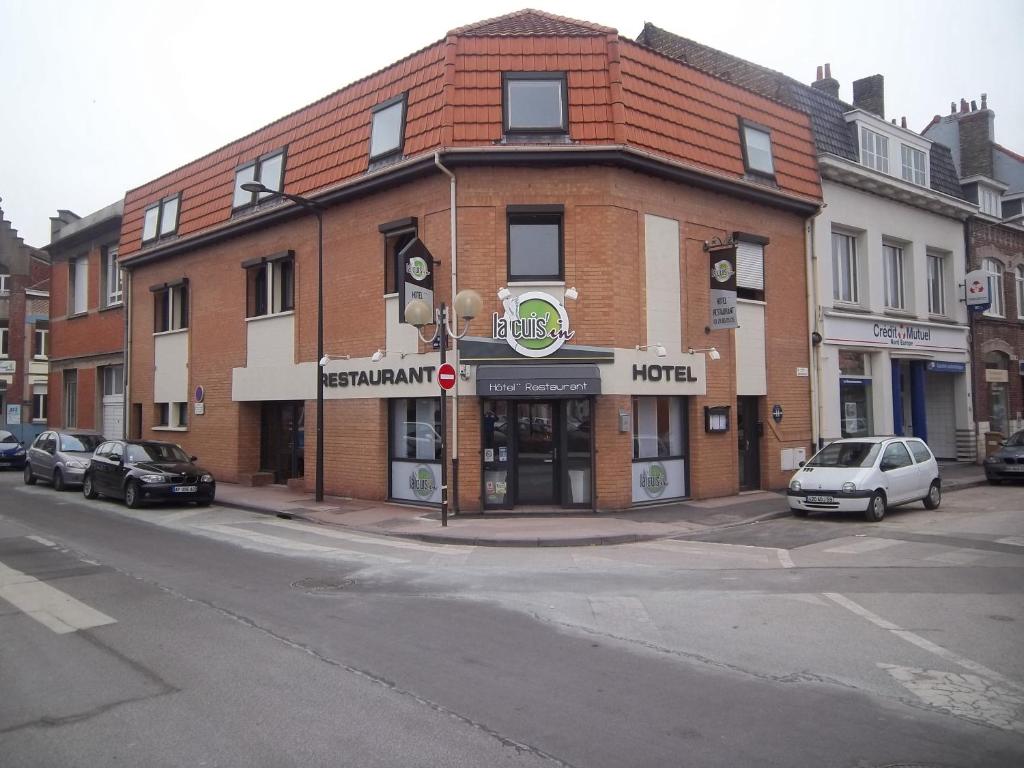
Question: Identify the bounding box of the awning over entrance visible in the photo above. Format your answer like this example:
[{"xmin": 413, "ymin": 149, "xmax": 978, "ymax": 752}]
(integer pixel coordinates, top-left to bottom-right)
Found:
[{"xmin": 476, "ymin": 365, "xmax": 601, "ymax": 398}]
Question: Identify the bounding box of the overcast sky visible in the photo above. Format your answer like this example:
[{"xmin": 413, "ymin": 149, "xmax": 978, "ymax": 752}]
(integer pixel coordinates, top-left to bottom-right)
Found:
[{"xmin": 2, "ymin": 0, "xmax": 1021, "ymax": 248}]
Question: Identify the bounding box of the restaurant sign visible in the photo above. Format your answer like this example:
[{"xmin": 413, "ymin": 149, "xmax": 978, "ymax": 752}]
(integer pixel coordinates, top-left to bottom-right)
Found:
[{"xmin": 493, "ymin": 290, "xmax": 574, "ymax": 358}]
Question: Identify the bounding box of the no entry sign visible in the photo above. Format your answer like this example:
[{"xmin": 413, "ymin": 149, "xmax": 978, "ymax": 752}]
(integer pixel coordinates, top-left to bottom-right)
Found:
[{"xmin": 438, "ymin": 363, "xmax": 457, "ymax": 391}]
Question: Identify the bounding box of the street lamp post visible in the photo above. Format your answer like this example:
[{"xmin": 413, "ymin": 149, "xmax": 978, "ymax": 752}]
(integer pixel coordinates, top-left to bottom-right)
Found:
[
  {"xmin": 405, "ymin": 290, "xmax": 482, "ymax": 526},
  {"xmin": 241, "ymin": 182, "xmax": 326, "ymax": 502}
]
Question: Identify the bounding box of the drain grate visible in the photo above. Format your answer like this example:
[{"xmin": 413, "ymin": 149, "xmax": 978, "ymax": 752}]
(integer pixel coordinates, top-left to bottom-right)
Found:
[{"xmin": 291, "ymin": 577, "xmax": 355, "ymax": 593}]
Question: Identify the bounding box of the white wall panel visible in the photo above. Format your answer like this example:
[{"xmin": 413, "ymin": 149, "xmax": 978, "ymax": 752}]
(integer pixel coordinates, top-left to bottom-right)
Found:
[{"xmin": 735, "ymin": 301, "xmax": 766, "ymax": 395}]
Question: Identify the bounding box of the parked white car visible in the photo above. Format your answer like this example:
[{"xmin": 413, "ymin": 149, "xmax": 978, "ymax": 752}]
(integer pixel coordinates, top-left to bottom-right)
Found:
[{"xmin": 787, "ymin": 436, "xmax": 940, "ymax": 522}]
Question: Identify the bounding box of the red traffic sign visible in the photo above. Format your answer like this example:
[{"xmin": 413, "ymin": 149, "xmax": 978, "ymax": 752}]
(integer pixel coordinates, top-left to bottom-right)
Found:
[{"xmin": 438, "ymin": 363, "xmax": 457, "ymax": 391}]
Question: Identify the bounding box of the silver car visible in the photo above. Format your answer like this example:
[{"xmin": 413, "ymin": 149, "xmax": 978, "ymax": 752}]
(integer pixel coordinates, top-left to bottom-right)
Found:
[{"xmin": 25, "ymin": 431, "xmax": 106, "ymax": 491}]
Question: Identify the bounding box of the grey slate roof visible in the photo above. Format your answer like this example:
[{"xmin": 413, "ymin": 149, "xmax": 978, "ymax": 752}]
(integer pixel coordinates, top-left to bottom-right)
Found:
[{"xmin": 637, "ymin": 23, "xmax": 964, "ymax": 200}]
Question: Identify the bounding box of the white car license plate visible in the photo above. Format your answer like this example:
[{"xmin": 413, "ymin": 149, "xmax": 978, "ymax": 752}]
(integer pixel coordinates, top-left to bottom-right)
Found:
[
  {"xmin": 1006, "ymin": 465, "xmax": 1024, "ymax": 472},
  {"xmin": 806, "ymin": 495, "xmax": 834, "ymax": 503},
  {"xmin": 173, "ymin": 485, "xmax": 198, "ymax": 493}
]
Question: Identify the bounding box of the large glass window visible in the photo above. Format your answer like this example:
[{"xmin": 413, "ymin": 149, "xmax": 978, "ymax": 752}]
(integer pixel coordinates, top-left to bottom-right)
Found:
[
  {"xmin": 70, "ymin": 256, "xmax": 88, "ymax": 314},
  {"xmin": 927, "ymin": 252, "xmax": 946, "ymax": 316},
  {"xmin": 831, "ymin": 231, "xmax": 859, "ymax": 304},
  {"xmin": 154, "ymin": 283, "xmax": 188, "ymax": 332},
  {"xmin": 883, "ymin": 243, "xmax": 906, "ymax": 310},
  {"xmin": 508, "ymin": 208, "xmax": 562, "ymax": 280},
  {"xmin": 633, "ymin": 396, "xmax": 684, "ymax": 459},
  {"xmin": 233, "ymin": 149, "xmax": 286, "ymax": 209},
  {"xmin": 104, "ymin": 246, "xmax": 122, "ymax": 306},
  {"xmin": 142, "ymin": 194, "xmax": 181, "ymax": 243},
  {"xmin": 741, "ymin": 123, "xmax": 775, "ymax": 176},
  {"xmin": 391, "ymin": 398, "xmax": 441, "ymax": 461},
  {"xmin": 0, "ymin": 272, "xmax": 9, "ymax": 295},
  {"xmin": 63, "ymin": 370, "xmax": 78, "ymax": 428},
  {"xmin": 839, "ymin": 350, "xmax": 873, "ymax": 437},
  {"xmin": 504, "ymin": 73, "xmax": 567, "ymax": 133},
  {"xmin": 246, "ymin": 257, "xmax": 294, "ymax": 317},
  {"xmin": 979, "ymin": 186, "xmax": 1001, "ymax": 217},
  {"xmin": 370, "ymin": 96, "xmax": 406, "ymax": 160},
  {"xmin": 0, "ymin": 324, "xmax": 8, "ymax": 357},
  {"xmin": 1016, "ymin": 265, "xmax": 1024, "ymax": 320},
  {"xmin": 983, "ymin": 258, "xmax": 1004, "ymax": 318},
  {"xmin": 900, "ymin": 145, "xmax": 926, "ymax": 185},
  {"xmin": 33, "ymin": 325, "xmax": 48, "ymax": 359},
  {"xmin": 860, "ymin": 127, "xmax": 889, "ymax": 173}
]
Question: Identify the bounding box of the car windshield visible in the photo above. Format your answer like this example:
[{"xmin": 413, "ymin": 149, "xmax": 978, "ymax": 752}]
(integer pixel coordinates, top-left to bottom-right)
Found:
[
  {"xmin": 126, "ymin": 443, "xmax": 191, "ymax": 463},
  {"xmin": 1006, "ymin": 431, "xmax": 1024, "ymax": 447},
  {"xmin": 0, "ymin": 432, "xmax": 16, "ymax": 444},
  {"xmin": 61, "ymin": 434, "xmax": 105, "ymax": 452},
  {"xmin": 807, "ymin": 441, "xmax": 881, "ymax": 468}
]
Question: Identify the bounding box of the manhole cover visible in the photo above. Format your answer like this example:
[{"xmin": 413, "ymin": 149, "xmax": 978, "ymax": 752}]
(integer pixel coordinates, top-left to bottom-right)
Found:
[{"xmin": 291, "ymin": 577, "xmax": 355, "ymax": 593}]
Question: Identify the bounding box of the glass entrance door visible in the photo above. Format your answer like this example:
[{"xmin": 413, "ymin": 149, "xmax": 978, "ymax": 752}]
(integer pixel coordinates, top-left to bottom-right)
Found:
[
  {"xmin": 260, "ymin": 401, "xmax": 305, "ymax": 484},
  {"xmin": 515, "ymin": 401, "xmax": 557, "ymax": 505}
]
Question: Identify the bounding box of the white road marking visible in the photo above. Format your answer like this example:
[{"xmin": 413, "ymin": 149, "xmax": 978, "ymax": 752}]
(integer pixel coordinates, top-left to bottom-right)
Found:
[
  {"xmin": 996, "ymin": 536, "xmax": 1024, "ymax": 547},
  {"xmin": 26, "ymin": 535, "xmax": 56, "ymax": 547},
  {"xmin": 824, "ymin": 537, "xmax": 901, "ymax": 554},
  {"xmin": 0, "ymin": 558, "xmax": 116, "ymax": 634},
  {"xmin": 924, "ymin": 551, "xmax": 983, "ymax": 565},
  {"xmin": 777, "ymin": 550, "xmax": 795, "ymax": 568},
  {"xmin": 255, "ymin": 518, "xmax": 475, "ymax": 555},
  {"xmin": 824, "ymin": 592, "xmax": 1023, "ymax": 693},
  {"xmin": 197, "ymin": 524, "xmax": 408, "ymax": 563}
]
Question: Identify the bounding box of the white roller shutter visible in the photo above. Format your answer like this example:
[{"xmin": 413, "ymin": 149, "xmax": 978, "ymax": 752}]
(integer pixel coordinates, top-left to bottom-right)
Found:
[
  {"xmin": 924, "ymin": 373, "xmax": 955, "ymax": 459},
  {"xmin": 736, "ymin": 241, "xmax": 764, "ymax": 291}
]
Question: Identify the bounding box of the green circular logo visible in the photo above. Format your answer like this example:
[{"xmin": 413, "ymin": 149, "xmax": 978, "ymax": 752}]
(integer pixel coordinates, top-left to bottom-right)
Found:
[
  {"xmin": 640, "ymin": 463, "xmax": 669, "ymax": 499},
  {"xmin": 712, "ymin": 260, "xmax": 734, "ymax": 283},
  {"xmin": 495, "ymin": 290, "xmax": 575, "ymax": 358},
  {"xmin": 408, "ymin": 465, "xmax": 437, "ymax": 501},
  {"xmin": 407, "ymin": 256, "xmax": 430, "ymax": 282}
]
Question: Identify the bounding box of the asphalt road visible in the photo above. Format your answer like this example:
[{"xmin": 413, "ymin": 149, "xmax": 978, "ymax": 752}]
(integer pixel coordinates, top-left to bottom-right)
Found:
[{"xmin": 1, "ymin": 470, "xmax": 1022, "ymax": 767}]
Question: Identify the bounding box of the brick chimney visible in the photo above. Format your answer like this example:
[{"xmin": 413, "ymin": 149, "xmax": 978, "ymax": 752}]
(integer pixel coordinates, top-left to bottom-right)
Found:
[
  {"xmin": 852, "ymin": 75, "xmax": 884, "ymax": 119},
  {"xmin": 810, "ymin": 62, "xmax": 839, "ymax": 99},
  {"xmin": 959, "ymin": 96, "xmax": 995, "ymax": 178},
  {"xmin": 49, "ymin": 209, "xmax": 80, "ymax": 241}
]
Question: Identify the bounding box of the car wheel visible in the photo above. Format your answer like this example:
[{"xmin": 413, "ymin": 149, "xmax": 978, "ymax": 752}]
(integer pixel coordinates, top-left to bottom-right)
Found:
[
  {"xmin": 987, "ymin": 478, "xmax": 1002, "ymax": 485},
  {"xmin": 923, "ymin": 480, "xmax": 941, "ymax": 510},
  {"xmin": 23, "ymin": 463, "xmax": 36, "ymax": 485},
  {"xmin": 865, "ymin": 491, "xmax": 886, "ymax": 522},
  {"xmin": 196, "ymin": 499, "xmax": 212, "ymax": 507},
  {"xmin": 82, "ymin": 473, "xmax": 99, "ymax": 499},
  {"xmin": 53, "ymin": 469, "xmax": 66, "ymax": 492},
  {"xmin": 124, "ymin": 481, "xmax": 142, "ymax": 509}
]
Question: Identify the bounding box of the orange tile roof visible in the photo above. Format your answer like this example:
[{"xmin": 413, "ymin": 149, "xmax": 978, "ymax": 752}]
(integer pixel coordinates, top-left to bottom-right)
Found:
[{"xmin": 120, "ymin": 9, "xmax": 820, "ymax": 259}]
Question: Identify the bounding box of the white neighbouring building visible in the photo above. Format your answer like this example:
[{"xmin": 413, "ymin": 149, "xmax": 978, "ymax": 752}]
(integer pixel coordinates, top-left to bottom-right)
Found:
[{"xmin": 813, "ymin": 109, "xmax": 977, "ymax": 459}]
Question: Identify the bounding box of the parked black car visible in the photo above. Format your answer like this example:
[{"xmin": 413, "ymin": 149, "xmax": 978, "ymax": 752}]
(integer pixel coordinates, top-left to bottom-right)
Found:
[
  {"xmin": 984, "ymin": 430, "xmax": 1024, "ymax": 484},
  {"xmin": 0, "ymin": 430, "xmax": 27, "ymax": 470},
  {"xmin": 83, "ymin": 440, "xmax": 216, "ymax": 508}
]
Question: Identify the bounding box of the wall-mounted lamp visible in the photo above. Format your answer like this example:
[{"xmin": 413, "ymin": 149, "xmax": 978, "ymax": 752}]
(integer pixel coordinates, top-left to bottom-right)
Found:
[
  {"xmin": 689, "ymin": 346, "xmax": 721, "ymax": 361},
  {"xmin": 371, "ymin": 348, "xmax": 406, "ymax": 362},
  {"xmin": 319, "ymin": 354, "xmax": 350, "ymax": 367},
  {"xmin": 564, "ymin": 286, "xmax": 579, "ymax": 300},
  {"xmin": 811, "ymin": 331, "xmax": 823, "ymax": 346},
  {"xmin": 636, "ymin": 343, "xmax": 667, "ymax": 358}
]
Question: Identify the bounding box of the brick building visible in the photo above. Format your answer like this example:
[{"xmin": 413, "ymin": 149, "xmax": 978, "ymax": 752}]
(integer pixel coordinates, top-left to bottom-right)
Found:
[
  {"xmin": 45, "ymin": 202, "xmax": 126, "ymax": 437},
  {"xmin": 640, "ymin": 25, "xmax": 977, "ymax": 462},
  {"xmin": 118, "ymin": 10, "xmax": 822, "ymax": 511},
  {"xmin": 0, "ymin": 205, "xmax": 50, "ymax": 443},
  {"xmin": 924, "ymin": 98, "xmax": 1024, "ymax": 447}
]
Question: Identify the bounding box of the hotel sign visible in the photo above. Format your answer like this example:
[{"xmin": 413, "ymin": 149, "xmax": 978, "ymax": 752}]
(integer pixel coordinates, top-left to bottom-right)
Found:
[
  {"xmin": 493, "ymin": 290, "xmax": 574, "ymax": 358},
  {"xmin": 708, "ymin": 246, "xmax": 738, "ymax": 330}
]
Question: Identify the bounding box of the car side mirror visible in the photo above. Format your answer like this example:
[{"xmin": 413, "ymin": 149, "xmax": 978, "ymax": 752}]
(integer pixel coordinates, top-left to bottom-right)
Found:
[
  {"xmin": 190, "ymin": 455, "xmax": 198, "ymax": 462},
  {"xmin": 798, "ymin": 461, "xmax": 805, "ymax": 468},
  {"xmin": 1000, "ymin": 440, "xmax": 1007, "ymax": 447},
  {"xmin": 110, "ymin": 453, "xmax": 122, "ymax": 463},
  {"xmin": 880, "ymin": 461, "xmax": 894, "ymax": 472}
]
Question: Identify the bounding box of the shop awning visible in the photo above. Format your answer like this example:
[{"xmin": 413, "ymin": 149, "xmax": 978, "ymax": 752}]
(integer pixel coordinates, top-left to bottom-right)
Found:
[{"xmin": 476, "ymin": 365, "xmax": 601, "ymax": 398}]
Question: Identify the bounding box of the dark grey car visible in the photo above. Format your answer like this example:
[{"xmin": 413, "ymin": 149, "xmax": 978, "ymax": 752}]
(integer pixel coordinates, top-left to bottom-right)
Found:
[
  {"xmin": 984, "ymin": 430, "xmax": 1024, "ymax": 484},
  {"xmin": 25, "ymin": 431, "xmax": 106, "ymax": 491}
]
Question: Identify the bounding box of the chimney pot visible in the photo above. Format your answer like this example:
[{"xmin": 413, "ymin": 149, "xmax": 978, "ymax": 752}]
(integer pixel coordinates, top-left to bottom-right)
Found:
[
  {"xmin": 960, "ymin": 98, "xmax": 969, "ymax": 113},
  {"xmin": 824, "ymin": 63, "xmax": 831, "ymax": 78},
  {"xmin": 950, "ymin": 101, "xmax": 956, "ymax": 114},
  {"xmin": 816, "ymin": 65, "xmax": 823, "ymax": 81},
  {"xmin": 971, "ymin": 100, "xmax": 978, "ymax": 111},
  {"xmin": 981, "ymin": 93, "xmax": 988, "ymax": 109},
  {"xmin": 901, "ymin": 116, "xmax": 907, "ymax": 128}
]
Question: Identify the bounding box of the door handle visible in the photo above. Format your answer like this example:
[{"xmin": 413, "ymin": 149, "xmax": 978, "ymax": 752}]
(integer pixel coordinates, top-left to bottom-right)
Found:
[{"xmin": 543, "ymin": 459, "xmax": 553, "ymax": 463}]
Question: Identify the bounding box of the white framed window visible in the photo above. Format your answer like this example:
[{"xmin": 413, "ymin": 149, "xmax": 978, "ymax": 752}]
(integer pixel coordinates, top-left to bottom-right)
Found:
[
  {"xmin": 32, "ymin": 388, "xmax": 47, "ymax": 422},
  {"xmin": 883, "ymin": 243, "xmax": 906, "ymax": 310},
  {"xmin": 233, "ymin": 149, "xmax": 286, "ymax": 209},
  {"xmin": 1016, "ymin": 265, "xmax": 1024, "ymax": 319},
  {"xmin": 860, "ymin": 127, "xmax": 889, "ymax": 173},
  {"xmin": 901, "ymin": 145, "xmax": 926, "ymax": 186},
  {"xmin": 0, "ymin": 324, "xmax": 8, "ymax": 357},
  {"xmin": 0, "ymin": 273, "xmax": 9, "ymax": 295},
  {"xmin": 979, "ymin": 187, "xmax": 1001, "ymax": 217},
  {"xmin": 70, "ymin": 256, "xmax": 88, "ymax": 314},
  {"xmin": 503, "ymin": 72, "xmax": 567, "ymax": 133},
  {"xmin": 370, "ymin": 95, "xmax": 406, "ymax": 160},
  {"xmin": 142, "ymin": 194, "xmax": 181, "ymax": 243},
  {"xmin": 102, "ymin": 365, "xmax": 124, "ymax": 397},
  {"xmin": 983, "ymin": 257, "xmax": 1004, "ymax": 318},
  {"xmin": 831, "ymin": 231, "xmax": 859, "ymax": 304},
  {"xmin": 154, "ymin": 282, "xmax": 188, "ymax": 332},
  {"xmin": 245, "ymin": 256, "xmax": 294, "ymax": 317},
  {"xmin": 104, "ymin": 246, "xmax": 122, "ymax": 306},
  {"xmin": 156, "ymin": 401, "xmax": 188, "ymax": 429},
  {"xmin": 63, "ymin": 370, "xmax": 78, "ymax": 428},
  {"xmin": 33, "ymin": 326, "xmax": 48, "ymax": 359},
  {"xmin": 740, "ymin": 122, "xmax": 775, "ymax": 176},
  {"xmin": 927, "ymin": 252, "xmax": 946, "ymax": 316}
]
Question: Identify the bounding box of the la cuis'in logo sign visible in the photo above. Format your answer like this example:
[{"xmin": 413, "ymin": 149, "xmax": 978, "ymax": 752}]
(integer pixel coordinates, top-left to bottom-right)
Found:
[{"xmin": 493, "ymin": 290, "xmax": 575, "ymax": 358}]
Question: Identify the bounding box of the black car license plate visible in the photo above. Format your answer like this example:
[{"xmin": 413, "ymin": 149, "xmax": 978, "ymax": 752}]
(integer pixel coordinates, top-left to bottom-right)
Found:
[
  {"xmin": 806, "ymin": 494, "xmax": 834, "ymax": 503},
  {"xmin": 172, "ymin": 485, "xmax": 198, "ymax": 493}
]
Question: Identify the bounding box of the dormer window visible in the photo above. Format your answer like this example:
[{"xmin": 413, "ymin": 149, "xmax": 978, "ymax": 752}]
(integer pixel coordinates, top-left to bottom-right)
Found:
[
  {"xmin": 142, "ymin": 194, "xmax": 181, "ymax": 243},
  {"xmin": 233, "ymin": 149, "xmax": 286, "ymax": 210},
  {"xmin": 739, "ymin": 121, "xmax": 775, "ymax": 177},
  {"xmin": 503, "ymin": 73, "xmax": 567, "ymax": 134},
  {"xmin": 979, "ymin": 186, "xmax": 1001, "ymax": 217},
  {"xmin": 860, "ymin": 127, "xmax": 889, "ymax": 173},
  {"xmin": 900, "ymin": 145, "xmax": 926, "ymax": 186},
  {"xmin": 370, "ymin": 94, "xmax": 407, "ymax": 161}
]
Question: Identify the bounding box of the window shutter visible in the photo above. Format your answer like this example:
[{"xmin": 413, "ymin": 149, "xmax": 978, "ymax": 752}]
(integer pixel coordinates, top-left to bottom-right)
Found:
[{"xmin": 736, "ymin": 241, "xmax": 764, "ymax": 291}]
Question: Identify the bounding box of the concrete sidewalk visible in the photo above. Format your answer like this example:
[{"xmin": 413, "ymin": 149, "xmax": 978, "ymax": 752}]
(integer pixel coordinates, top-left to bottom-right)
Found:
[{"xmin": 212, "ymin": 460, "xmax": 987, "ymax": 547}]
